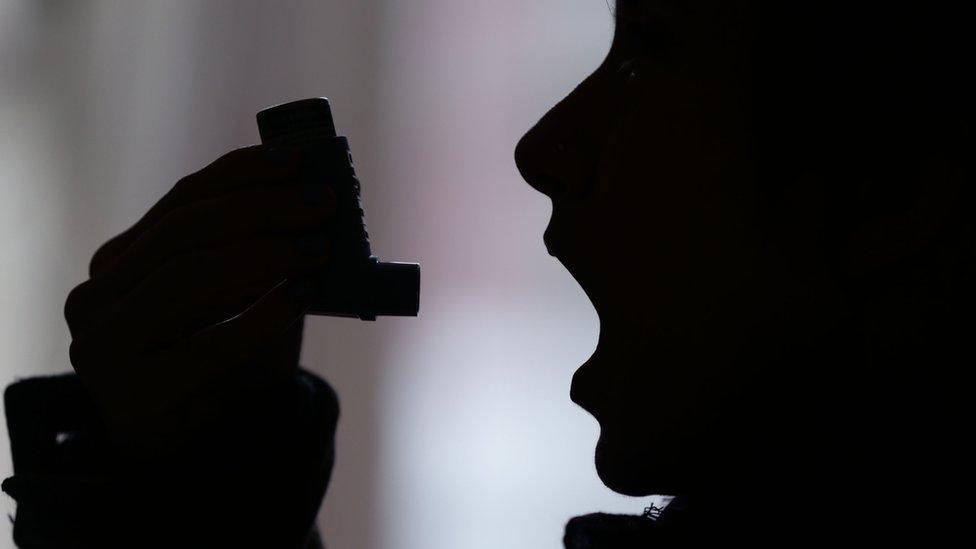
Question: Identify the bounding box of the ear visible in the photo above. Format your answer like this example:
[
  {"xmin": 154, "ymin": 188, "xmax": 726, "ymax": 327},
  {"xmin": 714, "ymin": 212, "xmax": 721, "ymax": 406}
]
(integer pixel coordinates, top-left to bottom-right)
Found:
[{"xmin": 845, "ymin": 152, "xmax": 965, "ymax": 277}]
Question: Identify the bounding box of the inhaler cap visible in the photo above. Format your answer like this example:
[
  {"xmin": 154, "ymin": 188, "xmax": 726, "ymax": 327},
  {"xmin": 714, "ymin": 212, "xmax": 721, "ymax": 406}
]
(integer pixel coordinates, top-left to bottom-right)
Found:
[{"xmin": 257, "ymin": 97, "xmax": 337, "ymax": 147}]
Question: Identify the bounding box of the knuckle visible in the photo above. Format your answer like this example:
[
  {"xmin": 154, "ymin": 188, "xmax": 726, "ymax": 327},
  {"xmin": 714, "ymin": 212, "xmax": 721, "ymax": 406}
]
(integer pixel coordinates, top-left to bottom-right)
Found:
[
  {"xmin": 209, "ymin": 146, "xmax": 260, "ymax": 176},
  {"xmin": 171, "ymin": 172, "xmax": 197, "ymax": 196},
  {"xmin": 89, "ymin": 236, "xmax": 124, "ymax": 277},
  {"xmin": 64, "ymin": 280, "xmax": 93, "ymax": 332},
  {"xmin": 222, "ymin": 145, "xmax": 259, "ymax": 162},
  {"xmin": 68, "ymin": 338, "xmax": 92, "ymax": 373},
  {"xmin": 149, "ymin": 205, "xmax": 190, "ymax": 242},
  {"xmin": 171, "ymin": 148, "xmax": 248, "ymax": 197},
  {"xmin": 164, "ymin": 198, "xmax": 207, "ymax": 228}
]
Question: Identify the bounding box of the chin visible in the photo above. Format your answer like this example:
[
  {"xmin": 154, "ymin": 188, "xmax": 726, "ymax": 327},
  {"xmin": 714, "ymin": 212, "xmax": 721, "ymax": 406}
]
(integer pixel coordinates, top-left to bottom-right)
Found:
[{"xmin": 594, "ymin": 429, "xmax": 687, "ymax": 497}]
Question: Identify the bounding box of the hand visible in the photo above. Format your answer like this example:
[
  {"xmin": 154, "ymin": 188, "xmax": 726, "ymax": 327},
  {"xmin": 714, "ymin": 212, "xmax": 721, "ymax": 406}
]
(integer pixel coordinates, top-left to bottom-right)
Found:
[{"xmin": 64, "ymin": 145, "xmax": 335, "ymax": 454}]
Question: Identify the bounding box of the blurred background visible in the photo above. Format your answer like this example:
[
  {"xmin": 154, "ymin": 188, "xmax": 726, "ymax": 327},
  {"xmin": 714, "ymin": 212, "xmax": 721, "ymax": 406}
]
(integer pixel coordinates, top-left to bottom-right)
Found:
[{"xmin": 0, "ymin": 1, "xmax": 648, "ymax": 547}]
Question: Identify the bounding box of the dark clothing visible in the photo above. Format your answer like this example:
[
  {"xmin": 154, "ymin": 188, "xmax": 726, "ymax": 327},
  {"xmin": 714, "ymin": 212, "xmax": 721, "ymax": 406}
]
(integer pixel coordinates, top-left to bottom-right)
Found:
[
  {"xmin": 3, "ymin": 368, "xmax": 338, "ymax": 549},
  {"xmin": 1, "ymin": 369, "xmax": 677, "ymax": 549},
  {"xmin": 6, "ymin": 370, "xmax": 961, "ymax": 547}
]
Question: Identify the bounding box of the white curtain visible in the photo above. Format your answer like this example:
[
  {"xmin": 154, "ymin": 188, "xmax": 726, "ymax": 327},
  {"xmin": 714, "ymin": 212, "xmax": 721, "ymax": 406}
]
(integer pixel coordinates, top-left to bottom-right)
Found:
[{"xmin": 0, "ymin": 2, "xmax": 642, "ymax": 548}]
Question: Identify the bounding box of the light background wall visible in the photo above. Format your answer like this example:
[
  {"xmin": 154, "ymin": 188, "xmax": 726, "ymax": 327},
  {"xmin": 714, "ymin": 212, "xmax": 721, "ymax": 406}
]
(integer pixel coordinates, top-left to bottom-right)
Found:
[{"xmin": 0, "ymin": 1, "xmax": 648, "ymax": 547}]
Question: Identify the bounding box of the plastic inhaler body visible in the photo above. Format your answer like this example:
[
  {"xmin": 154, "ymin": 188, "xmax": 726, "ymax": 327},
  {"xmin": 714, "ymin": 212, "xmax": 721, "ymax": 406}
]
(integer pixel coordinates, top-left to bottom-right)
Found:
[{"xmin": 257, "ymin": 98, "xmax": 420, "ymax": 320}]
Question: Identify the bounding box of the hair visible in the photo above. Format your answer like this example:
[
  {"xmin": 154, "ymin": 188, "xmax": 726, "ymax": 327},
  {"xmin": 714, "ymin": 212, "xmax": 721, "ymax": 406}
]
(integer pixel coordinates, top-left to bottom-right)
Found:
[
  {"xmin": 753, "ymin": 3, "xmax": 971, "ymax": 213},
  {"xmin": 613, "ymin": 0, "xmax": 972, "ymax": 504},
  {"xmin": 751, "ymin": 3, "xmax": 973, "ymax": 312},
  {"xmin": 749, "ymin": 2, "xmax": 973, "ymax": 479}
]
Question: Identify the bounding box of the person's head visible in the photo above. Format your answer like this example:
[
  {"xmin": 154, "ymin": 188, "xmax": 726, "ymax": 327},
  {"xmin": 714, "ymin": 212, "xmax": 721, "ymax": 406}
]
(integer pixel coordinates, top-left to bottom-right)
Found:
[{"xmin": 515, "ymin": 0, "xmax": 972, "ymax": 499}]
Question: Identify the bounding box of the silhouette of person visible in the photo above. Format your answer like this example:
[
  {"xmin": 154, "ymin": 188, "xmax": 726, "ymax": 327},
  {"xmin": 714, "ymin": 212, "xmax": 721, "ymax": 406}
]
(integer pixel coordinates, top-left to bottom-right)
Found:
[
  {"xmin": 3, "ymin": 1, "xmax": 972, "ymax": 547},
  {"xmin": 517, "ymin": 2, "xmax": 972, "ymax": 545}
]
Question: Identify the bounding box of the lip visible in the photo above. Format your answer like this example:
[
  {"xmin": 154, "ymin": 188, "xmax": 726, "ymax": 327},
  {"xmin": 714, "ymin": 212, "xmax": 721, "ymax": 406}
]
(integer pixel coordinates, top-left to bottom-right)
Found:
[
  {"xmin": 569, "ymin": 372, "xmax": 592, "ymax": 415},
  {"xmin": 527, "ymin": 172, "xmax": 568, "ymax": 201},
  {"xmin": 543, "ymin": 225, "xmax": 559, "ymax": 257},
  {"xmin": 570, "ymin": 354, "xmax": 605, "ymax": 419},
  {"xmin": 542, "ymin": 214, "xmax": 572, "ymax": 259}
]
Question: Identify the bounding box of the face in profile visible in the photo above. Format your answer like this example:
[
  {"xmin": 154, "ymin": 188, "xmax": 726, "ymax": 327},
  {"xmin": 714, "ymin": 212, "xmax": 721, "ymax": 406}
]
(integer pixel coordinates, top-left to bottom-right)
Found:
[{"xmin": 515, "ymin": 1, "xmax": 829, "ymax": 497}]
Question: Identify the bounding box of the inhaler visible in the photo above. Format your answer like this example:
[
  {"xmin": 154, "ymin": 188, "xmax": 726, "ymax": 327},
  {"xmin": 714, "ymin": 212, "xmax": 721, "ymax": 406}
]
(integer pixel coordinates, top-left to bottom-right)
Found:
[{"xmin": 257, "ymin": 98, "xmax": 420, "ymax": 320}]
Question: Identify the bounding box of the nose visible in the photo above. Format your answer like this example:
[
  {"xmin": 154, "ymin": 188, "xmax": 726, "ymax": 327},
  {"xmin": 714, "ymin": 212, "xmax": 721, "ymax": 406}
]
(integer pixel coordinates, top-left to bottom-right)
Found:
[
  {"xmin": 516, "ymin": 116, "xmax": 580, "ymax": 257},
  {"xmin": 514, "ymin": 73, "xmax": 609, "ymax": 203},
  {"xmin": 514, "ymin": 118, "xmax": 568, "ymax": 200}
]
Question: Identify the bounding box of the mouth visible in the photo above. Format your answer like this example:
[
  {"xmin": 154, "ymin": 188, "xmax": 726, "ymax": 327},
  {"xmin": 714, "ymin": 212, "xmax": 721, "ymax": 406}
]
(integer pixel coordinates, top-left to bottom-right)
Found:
[
  {"xmin": 556, "ymin": 244, "xmax": 605, "ymax": 418},
  {"xmin": 542, "ymin": 210, "xmax": 566, "ymax": 258},
  {"xmin": 569, "ymin": 349, "xmax": 606, "ymax": 421},
  {"xmin": 544, "ymin": 229, "xmax": 559, "ymax": 257}
]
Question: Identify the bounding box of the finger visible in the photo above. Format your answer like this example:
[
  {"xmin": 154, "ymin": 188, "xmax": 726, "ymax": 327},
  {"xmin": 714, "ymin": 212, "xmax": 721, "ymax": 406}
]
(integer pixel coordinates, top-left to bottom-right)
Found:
[
  {"xmin": 74, "ymin": 235, "xmax": 329, "ymax": 356},
  {"xmin": 87, "ymin": 279, "xmax": 312, "ymax": 445},
  {"xmin": 68, "ymin": 177, "xmax": 334, "ymax": 331},
  {"xmin": 68, "ymin": 183, "xmax": 335, "ymax": 329},
  {"xmin": 65, "ymin": 278, "xmax": 97, "ymax": 339},
  {"xmin": 183, "ymin": 277, "xmax": 314, "ymax": 371},
  {"xmin": 89, "ymin": 145, "xmax": 303, "ymax": 278},
  {"xmin": 110, "ymin": 183, "xmax": 336, "ymax": 288}
]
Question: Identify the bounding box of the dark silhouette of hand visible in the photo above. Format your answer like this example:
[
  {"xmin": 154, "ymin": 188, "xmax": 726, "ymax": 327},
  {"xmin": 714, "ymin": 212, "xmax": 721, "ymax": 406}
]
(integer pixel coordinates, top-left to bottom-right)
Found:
[{"xmin": 63, "ymin": 145, "xmax": 336, "ymax": 455}]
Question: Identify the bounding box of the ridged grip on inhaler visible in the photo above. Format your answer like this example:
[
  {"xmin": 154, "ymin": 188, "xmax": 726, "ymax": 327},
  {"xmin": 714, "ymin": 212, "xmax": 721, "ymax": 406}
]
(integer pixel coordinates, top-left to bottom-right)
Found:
[{"xmin": 256, "ymin": 98, "xmax": 420, "ymax": 320}]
